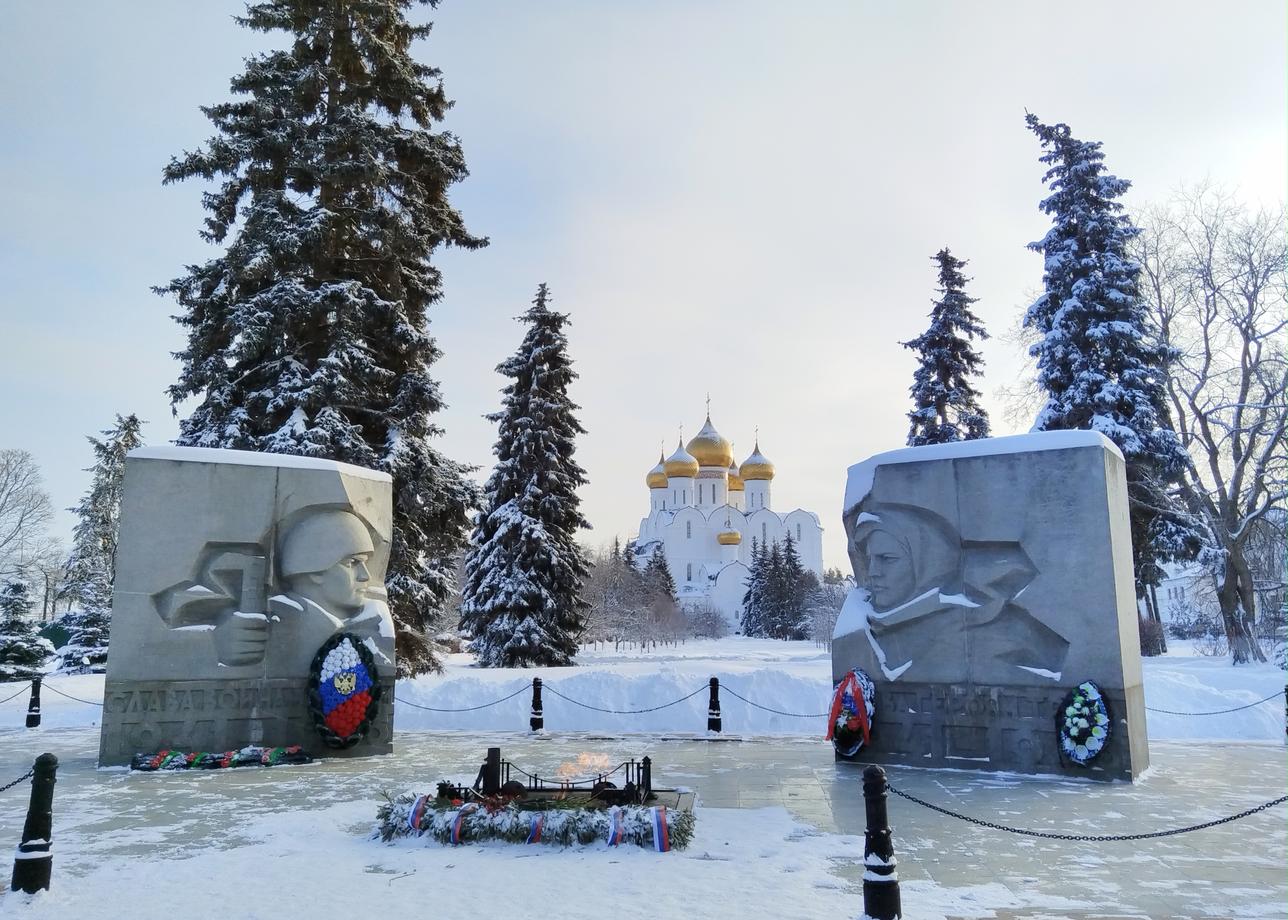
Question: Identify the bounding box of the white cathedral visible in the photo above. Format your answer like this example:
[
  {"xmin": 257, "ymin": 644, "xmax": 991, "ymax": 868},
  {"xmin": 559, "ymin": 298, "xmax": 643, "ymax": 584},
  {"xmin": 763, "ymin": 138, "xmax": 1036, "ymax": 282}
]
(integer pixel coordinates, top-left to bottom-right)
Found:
[{"xmin": 631, "ymin": 414, "xmax": 824, "ymax": 630}]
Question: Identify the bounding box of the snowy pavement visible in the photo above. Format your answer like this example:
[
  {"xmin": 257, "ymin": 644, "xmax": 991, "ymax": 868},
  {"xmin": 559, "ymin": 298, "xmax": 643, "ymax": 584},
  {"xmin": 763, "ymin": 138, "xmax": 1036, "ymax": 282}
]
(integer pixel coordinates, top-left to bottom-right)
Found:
[
  {"xmin": 0, "ymin": 727, "xmax": 1283, "ymax": 919},
  {"xmin": 0, "ymin": 641, "xmax": 1284, "ymax": 918}
]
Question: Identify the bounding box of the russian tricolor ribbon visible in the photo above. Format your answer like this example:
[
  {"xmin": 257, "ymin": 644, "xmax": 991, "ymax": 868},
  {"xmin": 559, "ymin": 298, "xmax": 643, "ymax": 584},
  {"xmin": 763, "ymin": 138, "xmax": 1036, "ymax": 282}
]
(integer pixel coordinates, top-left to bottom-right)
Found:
[
  {"xmin": 606, "ymin": 807, "xmax": 626, "ymax": 847},
  {"xmin": 650, "ymin": 806, "xmax": 670, "ymax": 852},
  {"xmin": 450, "ymin": 804, "xmax": 477, "ymax": 845},
  {"xmin": 407, "ymin": 794, "xmax": 431, "ymax": 835},
  {"xmin": 525, "ymin": 812, "xmax": 544, "ymax": 844},
  {"xmin": 825, "ymin": 671, "xmax": 870, "ymax": 744}
]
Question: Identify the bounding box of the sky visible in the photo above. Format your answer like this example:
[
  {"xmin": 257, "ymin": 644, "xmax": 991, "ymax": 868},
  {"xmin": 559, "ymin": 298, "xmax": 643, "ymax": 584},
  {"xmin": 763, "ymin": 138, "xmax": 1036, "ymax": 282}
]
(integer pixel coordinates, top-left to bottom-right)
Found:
[{"xmin": 0, "ymin": 1, "xmax": 1284, "ymax": 571}]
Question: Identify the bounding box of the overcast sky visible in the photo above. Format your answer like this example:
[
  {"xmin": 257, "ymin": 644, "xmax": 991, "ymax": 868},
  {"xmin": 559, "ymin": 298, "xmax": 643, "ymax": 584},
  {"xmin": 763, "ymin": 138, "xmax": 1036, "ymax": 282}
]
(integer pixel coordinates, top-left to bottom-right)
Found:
[{"xmin": 1, "ymin": 1, "xmax": 1284, "ymax": 570}]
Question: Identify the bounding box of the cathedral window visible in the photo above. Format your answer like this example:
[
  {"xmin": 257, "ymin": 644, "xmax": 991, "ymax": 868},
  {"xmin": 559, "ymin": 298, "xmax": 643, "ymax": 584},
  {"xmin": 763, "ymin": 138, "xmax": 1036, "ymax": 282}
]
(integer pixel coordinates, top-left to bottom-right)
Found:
[
  {"xmin": 796, "ymin": 523, "xmax": 801, "ymax": 542},
  {"xmin": 686, "ymin": 563, "xmax": 692, "ymax": 582},
  {"xmin": 686, "ymin": 521, "xmax": 691, "ymax": 539},
  {"xmin": 762, "ymin": 522, "xmax": 767, "ymax": 543}
]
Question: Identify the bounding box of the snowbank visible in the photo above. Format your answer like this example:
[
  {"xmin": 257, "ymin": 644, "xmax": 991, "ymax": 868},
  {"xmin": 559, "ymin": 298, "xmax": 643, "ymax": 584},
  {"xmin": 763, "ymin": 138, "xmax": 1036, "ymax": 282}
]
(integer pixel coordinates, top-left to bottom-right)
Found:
[{"xmin": 2, "ymin": 638, "xmax": 1281, "ymax": 742}]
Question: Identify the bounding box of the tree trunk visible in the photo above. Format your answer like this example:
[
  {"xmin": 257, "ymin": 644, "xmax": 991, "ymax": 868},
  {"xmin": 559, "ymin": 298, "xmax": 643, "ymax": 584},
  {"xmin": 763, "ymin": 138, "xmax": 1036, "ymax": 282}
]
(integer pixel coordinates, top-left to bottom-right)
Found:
[
  {"xmin": 1146, "ymin": 583, "xmax": 1167, "ymax": 653},
  {"xmin": 1217, "ymin": 557, "xmax": 1257, "ymax": 664}
]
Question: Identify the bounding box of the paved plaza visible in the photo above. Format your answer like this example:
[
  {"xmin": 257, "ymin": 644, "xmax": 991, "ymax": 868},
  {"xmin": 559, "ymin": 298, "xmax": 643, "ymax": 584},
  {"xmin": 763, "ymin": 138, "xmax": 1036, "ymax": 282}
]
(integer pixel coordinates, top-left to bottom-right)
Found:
[{"xmin": 0, "ymin": 727, "xmax": 1283, "ymax": 918}]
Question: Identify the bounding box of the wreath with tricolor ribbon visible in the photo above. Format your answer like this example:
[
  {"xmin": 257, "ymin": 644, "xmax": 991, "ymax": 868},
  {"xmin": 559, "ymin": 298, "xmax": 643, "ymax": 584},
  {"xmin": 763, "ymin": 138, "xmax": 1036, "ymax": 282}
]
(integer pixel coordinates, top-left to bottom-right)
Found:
[
  {"xmin": 827, "ymin": 668, "xmax": 876, "ymax": 757},
  {"xmin": 308, "ymin": 632, "xmax": 382, "ymax": 748}
]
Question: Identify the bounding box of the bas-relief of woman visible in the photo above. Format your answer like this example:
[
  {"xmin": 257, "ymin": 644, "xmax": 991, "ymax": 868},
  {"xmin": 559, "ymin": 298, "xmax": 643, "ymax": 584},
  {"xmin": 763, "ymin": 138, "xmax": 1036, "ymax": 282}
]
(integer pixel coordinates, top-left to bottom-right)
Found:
[{"xmin": 843, "ymin": 503, "xmax": 1069, "ymax": 685}]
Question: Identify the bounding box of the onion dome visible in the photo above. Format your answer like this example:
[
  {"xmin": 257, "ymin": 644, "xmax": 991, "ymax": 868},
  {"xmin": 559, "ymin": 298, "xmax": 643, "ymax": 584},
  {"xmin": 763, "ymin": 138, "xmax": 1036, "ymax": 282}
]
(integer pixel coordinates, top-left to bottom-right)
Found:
[
  {"xmin": 716, "ymin": 526, "xmax": 742, "ymax": 546},
  {"xmin": 664, "ymin": 440, "xmax": 699, "ymax": 478},
  {"xmin": 646, "ymin": 453, "xmax": 668, "ymax": 490},
  {"xmin": 726, "ymin": 460, "xmax": 744, "ymax": 492},
  {"xmin": 685, "ymin": 415, "xmax": 734, "ymax": 468},
  {"xmin": 739, "ymin": 440, "xmax": 775, "ymax": 481}
]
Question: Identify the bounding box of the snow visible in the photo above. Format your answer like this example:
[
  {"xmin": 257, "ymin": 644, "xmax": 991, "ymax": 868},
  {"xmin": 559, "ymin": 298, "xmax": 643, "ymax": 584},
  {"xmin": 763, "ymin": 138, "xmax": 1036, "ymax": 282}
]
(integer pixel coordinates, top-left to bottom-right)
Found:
[
  {"xmin": 127, "ymin": 445, "xmax": 391, "ymax": 482},
  {"xmin": 5, "ymin": 638, "xmax": 1281, "ymax": 742},
  {"xmin": 0, "ymin": 639, "xmax": 1283, "ymax": 919},
  {"xmin": 843, "ymin": 429, "xmax": 1121, "ymax": 515}
]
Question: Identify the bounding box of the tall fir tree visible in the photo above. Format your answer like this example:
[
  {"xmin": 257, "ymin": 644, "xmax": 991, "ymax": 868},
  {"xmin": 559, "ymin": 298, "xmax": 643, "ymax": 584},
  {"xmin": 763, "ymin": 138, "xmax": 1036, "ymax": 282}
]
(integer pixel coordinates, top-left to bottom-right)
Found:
[
  {"xmin": 771, "ymin": 533, "xmax": 814, "ymax": 640},
  {"xmin": 1024, "ymin": 114, "xmax": 1200, "ymax": 595},
  {"xmin": 459, "ymin": 285, "xmax": 590, "ymax": 667},
  {"xmin": 60, "ymin": 414, "xmax": 145, "ymax": 672},
  {"xmin": 0, "ymin": 581, "xmax": 53, "ymax": 681},
  {"xmin": 902, "ymin": 249, "xmax": 991, "ymax": 446},
  {"xmin": 159, "ymin": 0, "xmax": 486, "ymax": 674}
]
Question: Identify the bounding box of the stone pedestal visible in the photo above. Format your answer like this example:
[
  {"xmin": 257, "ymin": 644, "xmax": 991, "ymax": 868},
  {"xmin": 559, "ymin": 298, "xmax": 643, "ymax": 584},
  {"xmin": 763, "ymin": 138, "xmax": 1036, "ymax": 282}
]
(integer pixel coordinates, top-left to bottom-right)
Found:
[
  {"xmin": 99, "ymin": 447, "xmax": 396, "ymax": 766},
  {"xmin": 832, "ymin": 431, "xmax": 1148, "ymax": 780}
]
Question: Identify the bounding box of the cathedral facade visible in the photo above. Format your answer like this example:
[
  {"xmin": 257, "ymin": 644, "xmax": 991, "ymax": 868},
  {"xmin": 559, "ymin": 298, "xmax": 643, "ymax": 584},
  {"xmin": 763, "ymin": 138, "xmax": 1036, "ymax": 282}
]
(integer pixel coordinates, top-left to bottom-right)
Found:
[{"xmin": 631, "ymin": 414, "xmax": 824, "ymax": 630}]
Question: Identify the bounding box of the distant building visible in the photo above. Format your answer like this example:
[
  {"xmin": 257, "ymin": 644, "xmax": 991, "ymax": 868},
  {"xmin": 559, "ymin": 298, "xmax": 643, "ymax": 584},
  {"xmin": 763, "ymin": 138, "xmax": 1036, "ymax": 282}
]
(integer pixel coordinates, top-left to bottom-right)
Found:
[{"xmin": 631, "ymin": 413, "xmax": 823, "ymax": 630}]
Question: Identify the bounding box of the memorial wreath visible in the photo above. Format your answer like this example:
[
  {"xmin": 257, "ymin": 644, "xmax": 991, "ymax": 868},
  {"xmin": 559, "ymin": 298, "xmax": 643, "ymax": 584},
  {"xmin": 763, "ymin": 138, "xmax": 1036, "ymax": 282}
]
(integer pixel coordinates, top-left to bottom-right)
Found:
[
  {"xmin": 308, "ymin": 632, "xmax": 382, "ymax": 748},
  {"xmin": 827, "ymin": 667, "xmax": 876, "ymax": 757},
  {"xmin": 1057, "ymin": 680, "xmax": 1112, "ymax": 765}
]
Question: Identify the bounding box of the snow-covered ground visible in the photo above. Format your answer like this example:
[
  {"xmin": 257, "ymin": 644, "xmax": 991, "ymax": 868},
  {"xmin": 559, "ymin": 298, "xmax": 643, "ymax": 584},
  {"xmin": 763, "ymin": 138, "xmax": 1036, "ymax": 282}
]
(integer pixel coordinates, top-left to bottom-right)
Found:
[{"xmin": 0, "ymin": 639, "xmax": 1283, "ymax": 920}]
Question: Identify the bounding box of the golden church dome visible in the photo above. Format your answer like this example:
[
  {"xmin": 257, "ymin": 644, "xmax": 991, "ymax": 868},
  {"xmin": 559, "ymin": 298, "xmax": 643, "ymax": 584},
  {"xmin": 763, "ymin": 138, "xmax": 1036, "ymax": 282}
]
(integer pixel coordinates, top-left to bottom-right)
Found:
[
  {"xmin": 646, "ymin": 453, "xmax": 668, "ymax": 490},
  {"xmin": 716, "ymin": 527, "xmax": 742, "ymax": 546},
  {"xmin": 685, "ymin": 415, "xmax": 734, "ymax": 468},
  {"xmin": 726, "ymin": 460, "xmax": 744, "ymax": 491},
  {"xmin": 664, "ymin": 440, "xmax": 699, "ymax": 478},
  {"xmin": 740, "ymin": 440, "xmax": 775, "ymax": 481}
]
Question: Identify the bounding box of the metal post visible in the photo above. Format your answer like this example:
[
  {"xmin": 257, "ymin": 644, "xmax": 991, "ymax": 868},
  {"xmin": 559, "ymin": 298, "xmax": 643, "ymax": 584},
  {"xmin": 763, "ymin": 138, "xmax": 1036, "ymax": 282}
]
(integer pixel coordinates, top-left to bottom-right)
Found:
[
  {"xmin": 482, "ymin": 747, "xmax": 501, "ymax": 796},
  {"xmin": 641, "ymin": 756, "xmax": 653, "ymax": 800},
  {"xmin": 25, "ymin": 677, "xmax": 41, "ymax": 729},
  {"xmin": 10, "ymin": 753, "xmax": 57, "ymax": 894},
  {"xmin": 862, "ymin": 765, "xmax": 901, "ymax": 920},
  {"xmin": 707, "ymin": 677, "xmax": 721, "ymax": 732},
  {"xmin": 529, "ymin": 677, "xmax": 544, "ymax": 732}
]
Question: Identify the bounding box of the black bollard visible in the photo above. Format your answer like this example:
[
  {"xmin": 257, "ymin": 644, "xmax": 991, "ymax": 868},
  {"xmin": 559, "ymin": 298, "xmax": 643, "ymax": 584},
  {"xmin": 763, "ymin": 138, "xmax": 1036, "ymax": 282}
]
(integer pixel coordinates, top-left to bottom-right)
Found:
[
  {"xmin": 10, "ymin": 753, "xmax": 57, "ymax": 894},
  {"xmin": 862, "ymin": 765, "xmax": 901, "ymax": 920},
  {"xmin": 529, "ymin": 677, "xmax": 544, "ymax": 732},
  {"xmin": 25, "ymin": 677, "xmax": 41, "ymax": 729},
  {"xmin": 707, "ymin": 677, "xmax": 722, "ymax": 733},
  {"xmin": 640, "ymin": 756, "xmax": 653, "ymax": 801},
  {"xmin": 482, "ymin": 747, "xmax": 501, "ymax": 795}
]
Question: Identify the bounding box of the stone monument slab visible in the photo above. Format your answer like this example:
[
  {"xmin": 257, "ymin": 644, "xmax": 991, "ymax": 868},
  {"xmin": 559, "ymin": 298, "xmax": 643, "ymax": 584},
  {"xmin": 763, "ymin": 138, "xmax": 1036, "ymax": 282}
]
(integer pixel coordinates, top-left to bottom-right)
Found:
[
  {"xmin": 832, "ymin": 431, "xmax": 1148, "ymax": 780},
  {"xmin": 99, "ymin": 447, "xmax": 396, "ymax": 765}
]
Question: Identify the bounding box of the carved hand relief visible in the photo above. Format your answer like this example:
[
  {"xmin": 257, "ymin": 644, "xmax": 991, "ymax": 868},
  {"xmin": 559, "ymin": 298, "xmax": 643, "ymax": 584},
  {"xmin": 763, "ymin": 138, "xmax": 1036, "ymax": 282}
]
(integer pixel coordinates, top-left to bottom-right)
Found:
[
  {"xmin": 152, "ymin": 508, "xmax": 390, "ymax": 669},
  {"xmin": 844, "ymin": 502, "xmax": 1070, "ymax": 684}
]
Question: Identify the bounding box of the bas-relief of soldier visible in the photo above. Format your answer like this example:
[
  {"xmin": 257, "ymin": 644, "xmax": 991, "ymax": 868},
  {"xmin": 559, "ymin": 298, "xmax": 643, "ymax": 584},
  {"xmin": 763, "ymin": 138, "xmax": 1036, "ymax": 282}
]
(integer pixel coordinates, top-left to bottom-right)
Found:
[
  {"xmin": 842, "ymin": 502, "xmax": 1070, "ymax": 686},
  {"xmin": 157, "ymin": 507, "xmax": 395, "ymax": 676}
]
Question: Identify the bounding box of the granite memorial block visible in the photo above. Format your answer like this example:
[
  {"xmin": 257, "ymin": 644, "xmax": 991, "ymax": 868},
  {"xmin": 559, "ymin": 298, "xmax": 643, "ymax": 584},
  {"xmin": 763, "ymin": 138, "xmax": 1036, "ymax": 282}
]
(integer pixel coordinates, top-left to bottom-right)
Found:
[
  {"xmin": 832, "ymin": 431, "xmax": 1148, "ymax": 780},
  {"xmin": 98, "ymin": 447, "xmax": 396, "ymax": 766}
]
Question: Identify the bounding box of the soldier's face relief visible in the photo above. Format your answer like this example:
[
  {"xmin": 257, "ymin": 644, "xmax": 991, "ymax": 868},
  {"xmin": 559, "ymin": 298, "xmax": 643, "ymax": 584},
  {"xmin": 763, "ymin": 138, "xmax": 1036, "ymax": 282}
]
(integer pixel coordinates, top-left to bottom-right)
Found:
[
  {"xmin": 303, "ymin": 552, "xmax": 372, "ymax": 615},
  {"xmin": 863, "ymin": 531, "xmax": 916, "ymax": 612}
]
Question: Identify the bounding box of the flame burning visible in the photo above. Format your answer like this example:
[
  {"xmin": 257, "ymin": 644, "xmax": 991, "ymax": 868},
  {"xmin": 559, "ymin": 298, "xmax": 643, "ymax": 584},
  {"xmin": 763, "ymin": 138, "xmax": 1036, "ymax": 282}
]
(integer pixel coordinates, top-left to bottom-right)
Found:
[{"xmin": 554, "ymin": 752, "xmax": 612, "ymax": 780}]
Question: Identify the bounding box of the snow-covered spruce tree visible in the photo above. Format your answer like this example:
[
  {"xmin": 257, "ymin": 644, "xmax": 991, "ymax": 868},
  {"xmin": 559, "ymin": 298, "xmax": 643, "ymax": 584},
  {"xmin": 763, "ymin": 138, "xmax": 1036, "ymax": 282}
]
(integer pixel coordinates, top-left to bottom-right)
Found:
[
  {"xmin": 771, "ymin": 533, "xmax": 815, "ymax": 640},
  {"xmin": 63, "ymin": 414, "xmax": 144, "ymax": 631},
  {"xmin": 643, "ymin": 545, "xmax": 676, "ymax": 599},
  {"xmin": 902, "ymin": 249, "xmax": 991, "ymax": 446},
  {"xmin": 0, "ymin": 581, "xmax": 53, "ymax": 681},
  {"xmin": 1024, "ymin": 114, "xmax": 1201, "ymax": 598},
  {"xmin": 739, "ymin": 538, "xmax": 766, "ymax": 637},
  {"xmin": 159, "ymin": 0, "xmax": 485, "ymax": 675},
  {"xmin": 459, "ymin": 285, "xmax": 590, "ymax": 667}
]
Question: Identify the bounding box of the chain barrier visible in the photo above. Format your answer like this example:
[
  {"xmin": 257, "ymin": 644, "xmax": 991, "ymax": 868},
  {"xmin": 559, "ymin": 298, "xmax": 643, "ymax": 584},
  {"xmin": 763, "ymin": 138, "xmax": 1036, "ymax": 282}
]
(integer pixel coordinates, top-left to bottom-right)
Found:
[
  {"xmin": 1144, "ymin": 688, "xmax": 1285, "ymax": 715},
  {"xmin": 41, "ymin": 682, "xmax": 104, "ymax": 706},
  {"xmin": 395, "ymin": 684, "xmax": 528, "ymax": 713},
  {"xmin": 503, "ymin": 760, "xmax": 629, "ymax": 785},
  {"xmin": 543, "ymin": 684, "xmax": 708, "ymax": 715},
  {"xmin": 0, "ymin": 684, "xmax": 30, "ymax": 706},
  {"xmin": 720, "ymin": 685, "xmax": 829, "ymax": 718},
  {"xmin": 887, "ymin": 783, "xmax": 1288, "ymax": 841},
  {"xmin": 0, "ymin": 769, "xmax": 34, "ymax": 794}
]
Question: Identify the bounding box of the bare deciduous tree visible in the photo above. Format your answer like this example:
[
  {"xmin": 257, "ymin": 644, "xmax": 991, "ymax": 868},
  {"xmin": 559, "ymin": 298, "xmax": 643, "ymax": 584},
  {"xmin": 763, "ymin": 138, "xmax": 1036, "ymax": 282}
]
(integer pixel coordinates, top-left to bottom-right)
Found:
[
  {"xmin": 1133, "ymin": 186, "xmax": 1288, "ymax": 663},
  {"xmin": 0, "ymin": 449, "xmax": 54, "ymax": 578}
]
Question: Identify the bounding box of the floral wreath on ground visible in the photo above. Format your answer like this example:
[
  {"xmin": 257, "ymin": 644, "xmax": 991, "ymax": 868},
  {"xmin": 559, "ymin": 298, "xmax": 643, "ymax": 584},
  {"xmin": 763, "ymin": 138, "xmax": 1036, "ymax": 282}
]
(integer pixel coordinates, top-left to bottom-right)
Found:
[
  {"xmin": 1057, "ymin": 680, "xmax": 1111, "ymax": 765},
  {"xmin": 130, "ymin": 745, "xmax": 312, "ymax": 771},
  {"xmin": 376, "ymin": 790, "xmax": 694, "ymax": 851},
  {"xmin": 827, "ymin": 668, "xmax": 876, "ymax": 757},
  {"xmin": 308, "ymin": 632, "xmax": 382, "ymax": 748}
]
